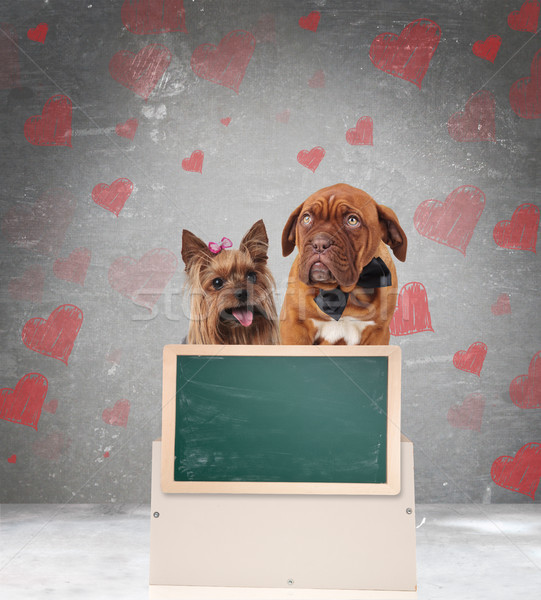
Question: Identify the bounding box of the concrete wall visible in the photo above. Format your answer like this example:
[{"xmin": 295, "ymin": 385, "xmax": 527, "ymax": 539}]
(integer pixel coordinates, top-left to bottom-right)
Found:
[{"xmin": 1, "ymin": 0, "xmax": 540, "ymax": 503}]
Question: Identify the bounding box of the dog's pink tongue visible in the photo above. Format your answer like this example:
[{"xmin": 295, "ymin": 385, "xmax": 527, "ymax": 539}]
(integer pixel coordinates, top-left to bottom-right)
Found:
[{"xmin": 232, "ymin": 308, "xmax": 253, "ymax": 327}]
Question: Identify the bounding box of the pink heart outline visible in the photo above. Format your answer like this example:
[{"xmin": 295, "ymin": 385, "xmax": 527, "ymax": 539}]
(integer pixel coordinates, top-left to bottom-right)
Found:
[
  {"xmin": 21, "ymin": 304, "xmax": 84, "ymax": 365},
  {"xmin": 447, "ymin": 394, "xmax": 485, "ymax": 432},
  {"xmin": 191, "ymin": 30, "xmax": 256, "ymax": 93},
  {"xmin": 346, "ymin": 117, "xmax": 374, "ymax": 146},
  {"xmin": 472, "ymin": 35, "xmax": 502, "ymax": 63},
  {"xmin": 53, "ymin": 248, "xmax": 91, "ymax": 286},
  {"xmin": 414, "ymin": 185, "xmax": 486, "ymax": 255},
  {"xmin": 453, "ymin": 342, "xmax": 488, "ymax": 376},
  {"xmin": 369, "ymin": 18, "xmax": 442, "ymax": 89},
  {"xmin": 115, "ymin": 118, "xmax": 138, "ymax": 140},
  {"xmin": 389, "ymin": 281, "xmax": 434, "ymax": 336},
  {"xmin": 27, "ymin": 23, "xmax": 48, "ymax": 44},
  {"xmin": 182, "ymin": 150, "xmax": 204, "ymax": 173},
  {"xmin": 493, "ymin": 203, "xmax": 540, "ymax": 252},
  {"xmin": 121, "ymin": 0, "xmax": 187, "ymax": 34},
  {"xmin": 108, "ymin": 248, "xmax": 178, "ymax": 311},
  {"xmin": 102, "ymin": 399, "xmax": 130, "ymax": 427},
  {"xmin": 447, "ymin": 90, "xmax": 496, "ymax": 142},
  {"xmin": 109, "ymin": 44, "xmax": 172, "ymax": 100},
  {"xmin": 508, "ymin": 0, "xmax": 540, "ymax": 32},
  {"xmin": 299, "ymin": 11, "xmax": 321, "ymax": 32},
  {"xmin": 92, "ymin": 178, "xmax": 134, "ymax": 216},
  {"xmin": 509, "ymin": 350, "xmax": 541, "ymax": 409},
  {"xmin": 24, "ymin": 94, "xmax": 73, "ymax": 147},
  {"xmin": 509, "ymin": 49, "xmax": 541, "ymax": 119},
  {"xmin": 491, "ymin": 442, "xmax": 541, "ymax": 500},
  {"xmin": 0, "ymin": 373, "xmax": 48, "ymax": 430},
  {"xmin": 297, "ymin": 146, "xmax": 325, "ymax": 172}
]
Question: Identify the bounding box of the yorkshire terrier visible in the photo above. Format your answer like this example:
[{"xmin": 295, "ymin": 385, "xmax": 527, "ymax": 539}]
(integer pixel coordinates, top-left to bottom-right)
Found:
[{"xmin": 181, "ymin": 220, "xmax": 280, "ymax": 344}]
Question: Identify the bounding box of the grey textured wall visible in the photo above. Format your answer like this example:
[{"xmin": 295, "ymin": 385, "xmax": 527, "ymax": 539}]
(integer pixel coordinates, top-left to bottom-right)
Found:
[{"xmin": 1, "ymin": 0, "xmax": 540, "ymax": 504}]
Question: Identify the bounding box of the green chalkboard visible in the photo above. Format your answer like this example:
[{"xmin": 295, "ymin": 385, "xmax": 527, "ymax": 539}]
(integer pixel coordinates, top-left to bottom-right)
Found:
[
  {"xmin": 162, "ymin": 345, "xmax": 401, "ymax": 495},
  {"xmin": 175, "ymin": 355, "xmax": 388, "ymax": 484}
]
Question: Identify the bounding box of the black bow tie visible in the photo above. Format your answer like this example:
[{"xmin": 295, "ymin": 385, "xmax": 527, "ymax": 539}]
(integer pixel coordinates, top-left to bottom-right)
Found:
[{"xmin": 313, "ymin": 257, "xmax": 392, "ymax": 321}]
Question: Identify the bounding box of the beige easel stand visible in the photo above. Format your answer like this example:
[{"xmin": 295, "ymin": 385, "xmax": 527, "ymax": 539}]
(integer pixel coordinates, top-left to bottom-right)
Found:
[{"xmin": 149, "ymin": 437, "xmax": 417, "ymax": 599}]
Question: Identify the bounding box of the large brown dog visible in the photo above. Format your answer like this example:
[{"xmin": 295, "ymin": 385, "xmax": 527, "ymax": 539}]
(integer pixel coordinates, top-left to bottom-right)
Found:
[{"xmin": 280, "ymin": 183, "xmax": 407, "ymax": 345}]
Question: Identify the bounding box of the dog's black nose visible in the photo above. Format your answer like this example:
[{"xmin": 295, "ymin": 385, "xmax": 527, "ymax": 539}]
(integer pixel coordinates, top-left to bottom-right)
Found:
[
  {"xmin": 234, "ymin": 288, "xmax": 248, "ymax": 302},
  {"xmin": 311, "ymin": 234, "xmax": 331, "ymax": 253}
]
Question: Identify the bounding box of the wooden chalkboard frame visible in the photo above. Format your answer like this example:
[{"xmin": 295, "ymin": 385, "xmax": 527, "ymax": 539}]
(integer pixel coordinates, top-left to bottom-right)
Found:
[{"xmin": 161, "ymin": 344, "xmax": 401, "ymax": 495}]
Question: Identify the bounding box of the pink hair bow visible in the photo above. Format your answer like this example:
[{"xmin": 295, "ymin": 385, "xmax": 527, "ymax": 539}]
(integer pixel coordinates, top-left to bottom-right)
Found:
[{"xmin": 208, "ymin": 237, "xmax": 233, "ymax": 254}]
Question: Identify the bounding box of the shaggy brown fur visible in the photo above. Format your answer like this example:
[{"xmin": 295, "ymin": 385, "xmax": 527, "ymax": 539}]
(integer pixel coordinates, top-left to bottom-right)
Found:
[{"xmin": 181, "ymin": 220, "xmax": 280, "ymax": 345}]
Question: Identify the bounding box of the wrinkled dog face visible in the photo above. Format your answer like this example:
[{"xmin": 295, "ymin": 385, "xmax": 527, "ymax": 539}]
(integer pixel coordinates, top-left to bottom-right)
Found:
[
  {"xmin": 297, "ymin": 194, "xmax": 383, "ymax": 289},
  {"xmin": 282, "ymin": 184, "xmax": 407, "ymax": 292}
]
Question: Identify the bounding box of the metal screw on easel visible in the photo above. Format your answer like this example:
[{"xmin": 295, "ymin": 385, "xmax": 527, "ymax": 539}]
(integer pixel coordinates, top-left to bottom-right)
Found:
[
  {"xmin": 406, "ymin": 508, "xmax": 413, "ymax": 515},
  {"xmin": 153, "ymin": 512, "xmax": 160, "ymax": 518},
  {"xmin": 287, "ymin": 579, "xmax": 294, "ymax": 586}
]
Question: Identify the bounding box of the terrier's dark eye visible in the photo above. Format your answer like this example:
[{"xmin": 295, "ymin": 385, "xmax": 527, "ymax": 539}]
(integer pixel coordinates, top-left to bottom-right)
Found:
[
  {"xmin": 246, "ymin": 272, "xmax": 257, "ymax": 284},
  {"xmin": 212, "ymin": 278, "xmax": 224, "ymax": 290}
]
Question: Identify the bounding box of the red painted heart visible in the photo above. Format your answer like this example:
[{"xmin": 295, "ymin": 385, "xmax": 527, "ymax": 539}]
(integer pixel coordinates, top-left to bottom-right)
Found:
[
  {"xmin": 108, "ymin": 248, "xmax": 178, "ymax": 310},
  {"xmin": 369, "ymin": 18, "xmax": 441, "ymax": 88},
  {"xmin": 346, "ymin": 117, "xmax": 374, "ymax": 146},
  {"xmin": 33, "ymin": 431, "xmax": 70, "ymax": 460},
  {"xmin": 491, "ymin": 294, "xmax": 511, "ymax": 316},
  {"xmin": 276, "ymin": 109, "xmax": 291, "ymax": 123},
  {"xmin": 299, "ymin": 11, "xmax": 321, "ymax": 32},
  {"xmin": 43, "ymin": 399, "xmax": 58, "ymax": 414},
  {"xmin": 22, "ymin": 304, "xmax": 83, "ymax": 365},
  {"xmin": 24, "ymin": 95, "xmax": 73, "ymax": 146},
  {"xmin": 297, "ymin": 146, "xmax": 325, "ymax": 172},
  {"xmin": 121, "ymin": 0, "xmax": 187, "ymax": 34},
  {"xmin": 53, "ymin": 248, "xmax": 91, "ymax": 286},
  {"xmin": 508, "ymin": 0, "xmax": 540, "ymax": 32},
  {"xmin": 0, "ymin": 373, "xmax": 48, "ymax": 430},
  {"xmin": 27, "ymin": 23, "xmax": 48, "ymax": 44},
  {"xmin": 220, "ymin": 117, "xmax": 231, "ymax": 127},
  {"xmin": 0, "ymin": 24, "xmax": 20, "ymax": 89},
  {"xmin": 389, "ymin": 282, "xmax": 433, "ymax": 336},
  {"xmin": 414, "ymin": 185, "xmax": 486, "ymax": 255},
  {"xmin": 182, "ymin": 150, "xmax": 204, "ymax": 173},
  {"xmin": 491, "ymin": 442, "xmax": 541, "ymax": 500},
  {"xmin": 493, "ymin": 203, "xmax": 539, "ymax": 252},
  {"xmin": 509, "ymin": 351, "xmax": 541, "ymax": 409},
  {"xmin": 191, "ymin": 30, "xmax": 256, "ymax": 93},
  {"xmin": 472, "ymin": 35, "xmax": 501, "ymax": 63},
  {"xmin": 447, "ymin": 394, "xmax": 485, "ymax": 432},
  {"xmin": 109, "ymin": 44, "xmax": 172, "ymax": 100},
  {"xmin": 102, "ymin": 400, "xmax": 130, "ymax": 427},
  {"xmin": 1, "ymin": 188, "xmax": 77, "ymax": 256},
  {"xmin": 115, "ymin": 118, "xmax": 138, "ymax": 140},
  {"xmin": 510, "ymin": 49, "xmax": 541, "ymax": 119},
  {"xmin": 9, "ymin": 266, "xmax": 44, "ymax": 302},
  {"xmin": 453, "ymin": 342, "xmax": 488, "ymax": 376},
  {"xmin": 308, "ymin": 69, "xmax": 325, "ymax": 88},
  {"xmin": 7, "ymin": 454, "xmax": 17, "ymax": 464},
  {"xmin": 252, "ymin": 14, "xmax": 276, "ymax": 43},
  {"xmin": 92, "ymin": 178, "xmax": 134, "ymax": 216},
  {"xmin": 448, "ymin": 90, "xmax": 496, "ymax": 142}
]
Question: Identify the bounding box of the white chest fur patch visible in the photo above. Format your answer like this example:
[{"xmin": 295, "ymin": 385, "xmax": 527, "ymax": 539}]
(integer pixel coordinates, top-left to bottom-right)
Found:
[{"xmin": 311, "ymin": 317, "xmax": 376, "ymax": 345}]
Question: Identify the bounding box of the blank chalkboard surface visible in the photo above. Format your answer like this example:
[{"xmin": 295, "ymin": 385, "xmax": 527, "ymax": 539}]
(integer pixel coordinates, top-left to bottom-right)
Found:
[{"xmin": 161, "ymin": 345, "xmax": 401, "ymax": 495}]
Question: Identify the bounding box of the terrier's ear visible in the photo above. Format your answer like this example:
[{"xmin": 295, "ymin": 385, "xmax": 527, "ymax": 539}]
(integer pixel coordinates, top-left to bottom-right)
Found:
[
  {"xmin": 377, "ymin": 204, "xmax": 408, "ymax": 262},
  {"xmin": 181, "ymin": 229, "xmax": 212, "ymax": 270},
  {"xmin": 281, "ymin": 203, "xmax": 304, "ymax": 257},
  {"xmin": 240, "ymin": 220, "xmax": 269, "ymax": 264}
]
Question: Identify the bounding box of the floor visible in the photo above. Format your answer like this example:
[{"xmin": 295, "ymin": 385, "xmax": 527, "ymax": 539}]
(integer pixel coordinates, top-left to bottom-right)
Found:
[{"xmin": 1, "ymin": 504, "xmax": 540, "ymax": 599}]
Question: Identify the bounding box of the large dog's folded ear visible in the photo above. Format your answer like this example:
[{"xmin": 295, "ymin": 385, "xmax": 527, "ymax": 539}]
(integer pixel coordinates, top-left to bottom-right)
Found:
[
  {"xmin": 281, "ymin": 203, "xmax": 304, "ymax": 256},
  {"xmin": 181, "ymin": 229, "xmax": 212, "ymax": 270},
  {"xmin": 240, "ymin": 219, "xmax": 269, "ymax": 264},
  {"xmin": 377, "ymin": 204, "xmax": 407, "ymax": 262}
]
